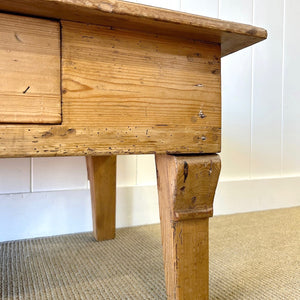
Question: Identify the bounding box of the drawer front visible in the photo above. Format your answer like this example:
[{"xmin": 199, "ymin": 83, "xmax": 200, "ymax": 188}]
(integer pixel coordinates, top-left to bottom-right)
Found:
[{"xmin": 0, "ymin": 13, "xmax": 61, "ymax": 124}]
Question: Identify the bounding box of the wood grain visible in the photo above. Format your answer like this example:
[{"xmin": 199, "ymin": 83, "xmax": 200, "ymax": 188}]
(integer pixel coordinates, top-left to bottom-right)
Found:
[
  {"xmin": 0, "ymin": 0, "xmax": 267, "ymax": 57},
  {"xmin": 0, "ymin": 19, "xmax": 221, "ymax": 157},
  {"xmin": 0, "ymin": 124, "xmax": 220, "ymax": 157},
  {"xmin": 0, "ymin": 13, "xmax": 61, "ymax": 124},
  {"xmin": 0, "ymin": 3, "xmax": 267, "ymax": 156},
  {"xmin": 173, "ymin": 155, "xmax": 221, "ymax": 221},
  {"xmin": 155, "ymin": 154, "xmax": 221, "ymax": 300},
  {"xmin": 86, "ymin": 156, "xmax": 116, "ymax": 241},
  {"xmin": 62, "ymin": 21, "xmax": 221, "ymax": 127}
]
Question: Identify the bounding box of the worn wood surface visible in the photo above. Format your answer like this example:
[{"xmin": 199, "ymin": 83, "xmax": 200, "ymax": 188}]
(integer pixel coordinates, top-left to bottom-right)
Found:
[
  {"xmin": 155, "ymin": 154, "xmax": 221, "ymax": 299},
  {"xmin": 0, "ymin": 13, "xmax": 61, "ymax": 124},
  {"xmin": 86, "ymin": 156, "xmax": 116, "ymax": 241},
  {"xmin": 172, "ymin": 155, "xmax": 221, "ymax": 221},
  {"xmin": 0, "ymin": 125, "xmax": 221, "ymax": 157},
  {"xmin": 62, "ymin": 21, "xmax": 221, "ymax": 129},
  {"xmin": 0, "ymin": 19, "xmax": 221, "ymax": 157},
  {"xmin": 0, "ymin": 0, "xmax": 267, "ymax": 57}
]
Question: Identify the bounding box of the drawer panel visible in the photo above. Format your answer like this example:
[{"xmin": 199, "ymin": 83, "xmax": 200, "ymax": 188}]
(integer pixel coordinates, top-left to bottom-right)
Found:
[{"xmin": 0, "ymin": 13, "xmax": 61, "ymax": 124}]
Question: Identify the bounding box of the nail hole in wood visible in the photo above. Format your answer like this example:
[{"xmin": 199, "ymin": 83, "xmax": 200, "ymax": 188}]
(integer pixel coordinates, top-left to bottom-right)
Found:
[{"xmin": 199, "ymin": 110, "xmax": 206, "ymax": 118}]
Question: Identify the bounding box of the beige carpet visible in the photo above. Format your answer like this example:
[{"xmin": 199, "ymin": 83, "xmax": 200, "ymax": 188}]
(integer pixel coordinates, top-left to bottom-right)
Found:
[{"xmin": 1, "ymin": 207, "xmax": 299, "ymax": 299}]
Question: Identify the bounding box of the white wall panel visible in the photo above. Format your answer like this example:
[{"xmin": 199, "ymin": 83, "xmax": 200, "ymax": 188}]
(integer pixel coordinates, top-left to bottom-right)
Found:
[
  {"xmin": 136, "ymin": 154, "xmax": 157, "ymax": 186},
  {"xmin": 116, "ymin": 185, "xmax": 159, "ymax": 228},
  {"xmin": 251, "ymin": 0, "xmax": 284, "ymax": 178},
  {"xmin": 181, "ymin": 0, "xmax": 219, "ymax": 18},
  {"xmin": 0, "ymin": 158, "xmax": 30, "ymax": 194},
  {"xmin": 0, "ymin": 190, "xmax": 92, "ymax": 242},
  {"xmin": 219, "ymin": 0, "xmax": 253, "ymax": 23},
  {"xmin": 32, "ymin": 157, "xmax": 87, "ymax": 191},
  {"xmin": 282, "ymin": 0, "xmax": 300, "ymax": 176},
  {"xmin": 117, "ymin": 155, "xmax": 137, "ymax": 186},
  {"xmin": 219, "ymin": 0, "xmax": 253, "ymax": 180},
  {"xmin": 136, "ymin": 0, "xmax": 180, "ymax": 10}
]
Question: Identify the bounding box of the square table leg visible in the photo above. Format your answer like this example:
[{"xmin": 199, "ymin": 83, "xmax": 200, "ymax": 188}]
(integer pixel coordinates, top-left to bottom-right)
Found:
[
  {"xmin": 155, "ymin": 154, "xmax": 221, "ymax": 300},
  {"xmin": 86, "ymin": 156, "xmax": 116, "ymax": 241}
]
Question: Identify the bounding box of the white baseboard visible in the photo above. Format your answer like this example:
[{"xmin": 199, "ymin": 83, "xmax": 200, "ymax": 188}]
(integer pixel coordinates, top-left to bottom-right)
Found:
[
  {"xmin": 0, "ymin": 177, "xmax": 299, "ymax": 242},
  {"xmin": 214, "ymin": 176, "xmax": 300, "ymax": 215}
]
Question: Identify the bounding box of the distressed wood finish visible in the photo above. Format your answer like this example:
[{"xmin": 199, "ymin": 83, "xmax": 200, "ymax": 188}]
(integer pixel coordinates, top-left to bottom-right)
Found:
[
  {"xmin": 0, "ymin": 125, "xmax": 220, "ymax": 157},
  {"xmin": 0, "ymin": 2, "xmax": 268, "ymax": 157},
  {"xmin": 62, "ymin": 21, "xmax": 221, "ymax": 135},
  {"xmin": 155, "ymin": 154, "xmax": 221, "ymax": 300},
  {"xmin": 0, "ymin": 19, "xmax": 221, "ymax": 157},
  {"xmin": 86, "ymin": 156, "xmax": 116, "ymax": 241},
  {"xmin": 0, "ymin": 13, "xmax": 61, "ymax": 124},
  {"xmin": 0, "ymin": 0, "xmax": 267, "ymax": 57}
]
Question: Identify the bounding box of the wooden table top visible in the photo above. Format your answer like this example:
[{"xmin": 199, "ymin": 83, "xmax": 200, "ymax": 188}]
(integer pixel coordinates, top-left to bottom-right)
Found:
[{"xmin": 0, "ymin": 0, "xmax": 267, "ymax": 56}]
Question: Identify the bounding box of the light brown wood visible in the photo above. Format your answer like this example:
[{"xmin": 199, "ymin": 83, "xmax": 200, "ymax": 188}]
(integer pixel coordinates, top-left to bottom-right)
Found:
[
  {"xmin": 156, "ymin": 154, "xmax": 221, "ymax": 300},
  {"xmin": 86, "ymin": 156, "xmax": 116, "ymax": 241},
  {"xmin": 0, "ymin": 0, "xmax": 267, "ymax": 57},
  {"xmin": 0, "ymin": 13, "xmax": 61, "ymax": 124},
  {"xmin": 0, "ymin": 124, "xmax": 220, "ymax": 157},
  {"xmin": 62, "ymin": 20, "xmax": 221, "ymax": 128},
  {"xmin": 62, "ymin": 21, "xmax": 221, "ymax": 135},
  {"xmin": 0, "ymin": 19, "xmax": 221, "ymax": 157}
]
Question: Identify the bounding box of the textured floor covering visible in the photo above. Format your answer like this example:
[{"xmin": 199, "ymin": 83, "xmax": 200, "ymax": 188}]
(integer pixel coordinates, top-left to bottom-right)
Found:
[{"xmin": 1, "ymin": 207, "xmax": 299, "ymax": 299}]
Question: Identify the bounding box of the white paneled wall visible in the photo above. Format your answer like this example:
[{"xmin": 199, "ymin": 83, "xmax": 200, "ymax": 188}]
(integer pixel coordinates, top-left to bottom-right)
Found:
[
  {"xmin": 133, "ymin": 0, "xmax": 180, "ymax": 10},
  {"xmin": 0, "ymin": 158, "xmax": 30, "ymax": 193},
  {"xmin": 0, "ymin": 0, "xmax": 299, "ymax": 242},
  {"xmin": 117, "ymin": 155, "xmax": 137, "ymax": 186},
  {"xmin": 32, "ymin": 157, "xmax": 88, "ymax": 191},
  {"xmin": 283, "ymin": 0, "xmax": 300, "ymax": 176},
  {"xmin": 136, "ymin": 155, "xmax": 157, "ymax": 186},
  {"xmin": 181, "ymin": 0, "xmax": 219, "ymax": 17},
  {"xmin": 220, "ymin": 0, "xmax": 253, "ymax": 180},
  {"xmin": 252, "ymin": 0, "xmax": 284, "ymax": 178}
]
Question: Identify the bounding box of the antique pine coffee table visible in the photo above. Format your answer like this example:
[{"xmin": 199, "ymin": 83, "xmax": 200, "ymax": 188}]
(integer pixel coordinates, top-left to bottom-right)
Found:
[{"xmin": 0, "ymin": 1, "xmax": 267, "ymax": 299}]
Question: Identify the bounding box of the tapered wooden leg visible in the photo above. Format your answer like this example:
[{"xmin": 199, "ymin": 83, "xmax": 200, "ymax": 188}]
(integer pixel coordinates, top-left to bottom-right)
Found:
[
  {"xmin": 155, "ymin": 154, "xmax": 221, "ymax": 300},
  {"xmin": 86, "ymin": 156, "xmax": 116, "ymax": 241}
]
